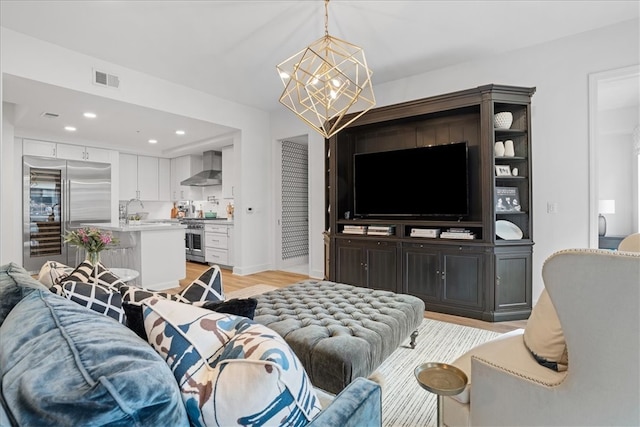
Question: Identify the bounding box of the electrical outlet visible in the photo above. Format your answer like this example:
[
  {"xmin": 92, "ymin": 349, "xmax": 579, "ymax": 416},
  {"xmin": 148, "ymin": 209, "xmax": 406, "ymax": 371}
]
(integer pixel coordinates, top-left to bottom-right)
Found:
[{"xmin": 547, "ymin": 202, "xmax": 559, "ymax": 214}]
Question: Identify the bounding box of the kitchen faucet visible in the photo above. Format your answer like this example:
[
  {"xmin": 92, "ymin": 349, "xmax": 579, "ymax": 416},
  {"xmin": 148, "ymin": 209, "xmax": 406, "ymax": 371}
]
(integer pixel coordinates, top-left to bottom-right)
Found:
[{"xmin": 125, "ymin": 198, "xmax": 145, "ymax": 224}]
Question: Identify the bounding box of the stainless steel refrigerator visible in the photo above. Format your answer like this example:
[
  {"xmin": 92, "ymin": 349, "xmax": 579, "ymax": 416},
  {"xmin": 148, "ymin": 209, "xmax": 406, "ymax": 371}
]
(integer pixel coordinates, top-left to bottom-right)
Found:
[{"xmin": 23, "ymin": 156, "xmax": 111, "ymax": 273}]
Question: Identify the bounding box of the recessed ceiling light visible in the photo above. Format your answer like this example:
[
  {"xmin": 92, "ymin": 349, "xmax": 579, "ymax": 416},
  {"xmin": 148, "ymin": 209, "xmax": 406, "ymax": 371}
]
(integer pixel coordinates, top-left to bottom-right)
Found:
[
  {"xmin": 148, "ymin": 139, "xmax": 158, "ymax": 144},
  {"xmin": 175, "ymin": 130, "xmax": 186, "ymax": 135},
  {"xmin": 64, "ymin": 126, "xmax": 77, "ymax": 132},
  {"xmin": 83, "ymin": 112, "xmax": 97, "ymax": 118}
]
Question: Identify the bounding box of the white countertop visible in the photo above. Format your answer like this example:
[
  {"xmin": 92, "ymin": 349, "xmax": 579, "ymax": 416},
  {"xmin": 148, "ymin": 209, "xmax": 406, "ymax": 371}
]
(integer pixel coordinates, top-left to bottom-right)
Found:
[{"xmin": 81, "ymin": 222, "xmax": 186, "ymax": 232}]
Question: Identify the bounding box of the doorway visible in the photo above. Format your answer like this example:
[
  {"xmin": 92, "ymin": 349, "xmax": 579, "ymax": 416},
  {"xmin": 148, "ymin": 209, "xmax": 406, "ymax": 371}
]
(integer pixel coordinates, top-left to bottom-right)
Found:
[
  {"xmin": 275, "ymin": 136, "xmax": 309, "ymax": 273},
  {"xmin": 588, "ymin": 64, "xmax": 640, "ymax": 248}
]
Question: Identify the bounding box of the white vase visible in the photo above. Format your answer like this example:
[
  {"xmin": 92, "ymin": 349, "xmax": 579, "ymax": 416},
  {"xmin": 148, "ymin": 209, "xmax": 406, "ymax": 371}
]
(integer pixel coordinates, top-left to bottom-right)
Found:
[
  {"xmin": 504, "ymin": 140, "xmax": 515, "ymax": 157},
  {"xmin": 494, "ymin": 141, "xmax": 505, "ymax": 157}
]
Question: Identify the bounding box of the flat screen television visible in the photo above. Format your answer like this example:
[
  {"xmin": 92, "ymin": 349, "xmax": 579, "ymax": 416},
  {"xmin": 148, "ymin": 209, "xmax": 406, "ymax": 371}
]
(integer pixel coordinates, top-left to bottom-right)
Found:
[{"xmin": 353, "ymin": 141, "xmax": 469, "ymax": 218}]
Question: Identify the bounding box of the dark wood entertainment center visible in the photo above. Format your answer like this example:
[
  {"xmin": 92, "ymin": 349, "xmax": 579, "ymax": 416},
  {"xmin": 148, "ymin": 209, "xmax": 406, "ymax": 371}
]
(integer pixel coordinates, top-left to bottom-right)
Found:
[{"xmin": 324, "ymin": 84, "xmax": 535, "ymax": 321}]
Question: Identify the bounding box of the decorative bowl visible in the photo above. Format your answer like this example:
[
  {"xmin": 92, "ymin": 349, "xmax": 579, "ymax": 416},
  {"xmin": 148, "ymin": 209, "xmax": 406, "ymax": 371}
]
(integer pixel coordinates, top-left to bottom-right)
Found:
[{"xmin": 494, "ymin": 112, "xmax": 513, "ymax": 129}]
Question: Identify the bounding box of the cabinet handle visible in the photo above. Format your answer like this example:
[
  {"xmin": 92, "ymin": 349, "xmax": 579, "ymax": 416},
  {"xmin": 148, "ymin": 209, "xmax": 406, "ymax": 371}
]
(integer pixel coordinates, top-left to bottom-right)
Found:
[
  {"xmin": 53, "ymin": 147, "xmax": 57, "ymax": 157},
  {"xmin": 496, "ymin": 276, "xmax": 501, "ymax": 286},
  {"xmin": 441, "ymin": 271, "xmax": 446, "ymax": 280},
  {"xmin": 86, "ymin": 151, "xmax": 89, "ymax": 160}
]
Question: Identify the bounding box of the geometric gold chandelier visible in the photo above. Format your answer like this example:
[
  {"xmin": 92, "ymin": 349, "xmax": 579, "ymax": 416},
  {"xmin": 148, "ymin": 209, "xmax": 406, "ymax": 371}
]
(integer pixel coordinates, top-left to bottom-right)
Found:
[{"xmin": 277, "ymin": 0, "xmax": 375, "ymax": 139}]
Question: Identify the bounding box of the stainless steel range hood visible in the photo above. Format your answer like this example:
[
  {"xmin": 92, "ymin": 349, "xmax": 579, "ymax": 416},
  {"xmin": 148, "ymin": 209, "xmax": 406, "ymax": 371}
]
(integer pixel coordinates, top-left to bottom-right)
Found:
[{"xmin": 180, "ymin": 150, "xmax": 222, "ymax": 186}]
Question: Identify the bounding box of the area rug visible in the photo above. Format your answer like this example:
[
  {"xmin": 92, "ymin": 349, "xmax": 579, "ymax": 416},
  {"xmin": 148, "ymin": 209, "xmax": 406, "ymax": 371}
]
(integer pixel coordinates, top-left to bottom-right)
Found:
[
  {"xmin": 225, "ymin": 284, "xmax": 503, "ymax": 426},
  {"xmin": 224, "ymin": 284, "xmax": 277, "ymax": 299},
  {"xmin": 377, "ymin": 319, "xmax": 501, "ymax": 427}
]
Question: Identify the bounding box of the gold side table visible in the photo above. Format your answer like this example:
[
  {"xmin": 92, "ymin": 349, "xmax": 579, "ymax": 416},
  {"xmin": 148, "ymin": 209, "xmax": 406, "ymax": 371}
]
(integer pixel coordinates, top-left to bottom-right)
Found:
[{"xmin": 415, "ymin": 362, "xmax": 468, "ymax": 427}]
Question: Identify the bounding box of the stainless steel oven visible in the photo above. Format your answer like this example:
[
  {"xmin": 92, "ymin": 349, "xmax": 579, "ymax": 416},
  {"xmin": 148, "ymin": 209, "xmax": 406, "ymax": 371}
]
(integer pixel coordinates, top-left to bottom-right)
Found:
[{"xmin": 182, "ymin": 219, "xmax": 205, "ymax": 263}]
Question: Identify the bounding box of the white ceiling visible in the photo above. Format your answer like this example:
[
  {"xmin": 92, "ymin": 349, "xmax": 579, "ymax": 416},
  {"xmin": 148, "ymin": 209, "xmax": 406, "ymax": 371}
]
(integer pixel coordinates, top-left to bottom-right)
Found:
[{"xmin": 2, "ymin": 1, "xmax": 639, "ymax": 155}]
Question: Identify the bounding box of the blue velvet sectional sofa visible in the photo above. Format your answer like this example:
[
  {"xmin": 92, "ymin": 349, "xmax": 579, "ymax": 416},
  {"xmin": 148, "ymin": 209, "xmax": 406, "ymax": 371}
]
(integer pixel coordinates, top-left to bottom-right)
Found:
[{"xmin": 0, "ymin": 262, "xmax": 382, "ymax": 426}]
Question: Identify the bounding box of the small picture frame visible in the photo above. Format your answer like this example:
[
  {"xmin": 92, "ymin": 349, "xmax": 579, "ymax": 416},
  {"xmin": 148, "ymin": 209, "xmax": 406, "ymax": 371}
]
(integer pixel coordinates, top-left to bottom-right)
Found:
[
  {"xmin": 495, "ymin": 186, "xmax": 521, "ymax": 212},
  {"xmin": 495, "ymin": 165, "xmax": 512, "ymax": 176}
]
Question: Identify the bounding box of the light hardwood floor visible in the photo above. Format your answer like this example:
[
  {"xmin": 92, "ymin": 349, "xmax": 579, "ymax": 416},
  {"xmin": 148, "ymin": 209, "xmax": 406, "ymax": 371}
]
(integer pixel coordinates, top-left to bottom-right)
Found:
[{"xmin": 177, "ymin": 262, "xmax": 527, "ymax": 334}]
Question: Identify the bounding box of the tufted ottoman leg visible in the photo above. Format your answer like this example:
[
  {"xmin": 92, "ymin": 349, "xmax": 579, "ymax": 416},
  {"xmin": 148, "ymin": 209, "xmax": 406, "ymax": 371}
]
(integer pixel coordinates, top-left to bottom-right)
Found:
[{"xmin": 410, "ymin": 329, "xmax": 419, "ymax": 349}]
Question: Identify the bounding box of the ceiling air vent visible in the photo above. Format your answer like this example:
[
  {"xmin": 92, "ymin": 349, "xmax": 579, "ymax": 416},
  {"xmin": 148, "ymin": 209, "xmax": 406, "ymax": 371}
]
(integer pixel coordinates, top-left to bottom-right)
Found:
[
  {"xmin": 92, "ymin": 68, "xmax": 120, "ymax": 88},
  {"xmin": 40, "ymin": 112, "xmax": 60, "ymax": 119}
]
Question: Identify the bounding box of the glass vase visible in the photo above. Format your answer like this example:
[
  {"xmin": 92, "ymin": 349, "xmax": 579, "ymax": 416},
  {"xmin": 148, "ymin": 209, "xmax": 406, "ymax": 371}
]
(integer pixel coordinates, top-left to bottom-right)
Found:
[{"xmin": 86, "ymin": 251, "xmax": 100, "ymax": 282}]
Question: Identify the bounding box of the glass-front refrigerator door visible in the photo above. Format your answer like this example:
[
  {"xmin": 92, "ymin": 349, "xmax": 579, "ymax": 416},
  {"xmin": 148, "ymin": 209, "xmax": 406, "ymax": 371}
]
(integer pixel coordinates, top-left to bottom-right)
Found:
[{"xmin": 23, "ymin": 156, "xmax": 66, "ymax": 272}]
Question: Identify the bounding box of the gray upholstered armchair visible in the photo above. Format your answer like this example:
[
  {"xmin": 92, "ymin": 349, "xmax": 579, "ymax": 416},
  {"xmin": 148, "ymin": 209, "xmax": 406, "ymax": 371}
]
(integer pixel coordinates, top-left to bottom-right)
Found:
[{"xmin": 443, "ymin": 249, "xmax": 640, "ymax": 426}]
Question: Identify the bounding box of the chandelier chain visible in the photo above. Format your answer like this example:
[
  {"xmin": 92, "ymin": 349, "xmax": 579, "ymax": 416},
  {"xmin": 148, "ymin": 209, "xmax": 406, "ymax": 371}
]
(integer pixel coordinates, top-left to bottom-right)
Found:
[{"xmin": 324, "ymin": 0, "xmax": 330, "ymax": 37}]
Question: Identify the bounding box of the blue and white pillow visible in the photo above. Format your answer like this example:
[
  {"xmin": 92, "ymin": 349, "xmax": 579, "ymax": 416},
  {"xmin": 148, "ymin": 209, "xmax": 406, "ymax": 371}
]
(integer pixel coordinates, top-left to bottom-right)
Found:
[{"xmin": 142, "ymin": 297, "xmax": 322, "ymax": 427}]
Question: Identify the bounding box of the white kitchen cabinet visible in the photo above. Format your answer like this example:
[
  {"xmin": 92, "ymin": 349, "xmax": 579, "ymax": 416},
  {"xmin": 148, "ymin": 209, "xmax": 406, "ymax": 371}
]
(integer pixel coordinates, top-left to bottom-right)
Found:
[
  {"xmin": 137, "ymin": 155, "xmax": 159, "ymax": 200},
  {"xmin": 227, "ymin": 224, "xmax": 234, "ymax": 266},
  {"xmin": 222, "ymin": 145, "xmax": 235, "ymax": 199},
  {"xmin": 119, "ymin": 153, "xmax": 138, "ymax": 200},
  {"xmin": 56, "ymin": 143, "xmax": 112, "ymax": 163},
  {"xmin": 119, "ymin": 153, "xmax": 162, "ymax": 201},
  {"xmin": 158, "ymin": 158, "xmax": 171, "ymax": 201},
  {"xmin": 23, "ymin": 139, "xmax": 56, "ymax": 157},
  {"xmin": 204, "ymin": 223, "xmax": 232, "ymax": 267},
  {"xmin": 170, "ymin": 155, "xmax": 203, "ymax": 201},
  {"xmin": 23, "ymin": 139, "xmax": 113, "ymax": 164}
]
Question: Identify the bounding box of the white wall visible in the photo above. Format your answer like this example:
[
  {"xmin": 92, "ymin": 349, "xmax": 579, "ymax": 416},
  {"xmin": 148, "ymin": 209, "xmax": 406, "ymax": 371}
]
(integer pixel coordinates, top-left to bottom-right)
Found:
[
  {"xmin": 275, "ymin": 18, "xmax": 640, "ymax": 301},
  {"xmin": 598, "ymin": 105, "xmax": 638, "ymax": 236},
  {"xmin": 270, "ymin": 111, "xmax": 325, "ymax": 279},
  {"xmin": 1, "ymin": 103, "xmax": 18, "ymax": 264},
  {"xmin": 0, "ymin": 28, "xmax": 272, "ymax": 274}
]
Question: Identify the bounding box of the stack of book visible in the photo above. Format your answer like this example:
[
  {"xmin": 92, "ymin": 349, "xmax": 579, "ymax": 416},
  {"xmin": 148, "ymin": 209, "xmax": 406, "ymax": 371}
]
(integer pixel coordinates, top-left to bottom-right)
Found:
[
  {"xmin": 410, "ymin": 228, "xmax": 441, "ymax": 238},
  {"xmin": 368, "ymin": 226, "xmax": 395, "ymax": 236},
  {"xmin": 440, "ymin": 228, "xmax": 476, "ymax": 240},
  {"xmin": 342, "ymin": 225, "xmax": 368, "ymax": 235}
]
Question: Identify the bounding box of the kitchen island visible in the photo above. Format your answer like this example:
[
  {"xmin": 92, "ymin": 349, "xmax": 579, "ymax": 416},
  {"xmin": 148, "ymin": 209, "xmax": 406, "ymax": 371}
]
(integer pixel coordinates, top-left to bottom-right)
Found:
[{"xmin": 81, "ymin": 222, "xmax": 186, "ymax": 290}]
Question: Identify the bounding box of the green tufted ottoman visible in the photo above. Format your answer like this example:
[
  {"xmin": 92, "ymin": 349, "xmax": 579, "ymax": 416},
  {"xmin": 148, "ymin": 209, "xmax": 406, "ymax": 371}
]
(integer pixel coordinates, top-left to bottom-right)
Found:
[{"xmin": 253, "ymin": 280, "xmax": 425, "ymax": 394}]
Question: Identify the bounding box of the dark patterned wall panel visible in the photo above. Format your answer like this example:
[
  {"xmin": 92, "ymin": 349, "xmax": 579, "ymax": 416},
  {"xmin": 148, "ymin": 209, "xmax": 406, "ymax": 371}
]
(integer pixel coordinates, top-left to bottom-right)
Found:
[{"xmin": 282, "ymin": 141, "xmax": 309, "ymax": 260}]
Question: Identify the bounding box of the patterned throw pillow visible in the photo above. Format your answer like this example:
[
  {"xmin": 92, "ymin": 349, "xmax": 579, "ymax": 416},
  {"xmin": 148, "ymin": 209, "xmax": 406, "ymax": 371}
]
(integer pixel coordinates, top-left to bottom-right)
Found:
[
  {"xmin": 142, "ymin": 298, "xmax": 322, "ymax": 427},
  {"xmin": 123, "ymin": 298, "xmax": 258, "ymax": 341},
  {"xmin": 523, "ymin": 289, "xmax": 568, "ymax": 371},
  {"xmin": 120, "ymin": 266, "xmax": 224, "ymax": 306},
  {"xmin": 37, "ymin": 261, "xmax": 71, "ymax": 288},
  {"xmin": 65, "ymin": 261, "xmax": 126, "ymax": 291},
  {"xmin": 61, "ymin": 281, "xmax": 126, "ymax": 324},
  {"xmin": 179, "ymin": 265, "xmax": 224, "ymax": 303},
  {"xmin": 119, "ymin": 286, "xmax": 190, "ymax": 304}
]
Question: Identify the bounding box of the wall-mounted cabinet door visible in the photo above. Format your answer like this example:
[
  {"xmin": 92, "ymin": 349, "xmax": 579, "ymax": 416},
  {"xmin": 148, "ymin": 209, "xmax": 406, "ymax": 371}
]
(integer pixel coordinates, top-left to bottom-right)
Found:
[
  {"xmin": 23, "ymin": 139, "xmax": 57, "ymax": 157},
  {"xmin": 170, "ymin": 155, "xmax": 203, "ymax": 201},
  {"xmin": 119, "ymin": 153, "xmax": 161, "ymax": 201},
  {"xmin": 158, "ymin": 158, "xmax": 171, "ymax": 201},
  {"xmin": 137, "ymin": 155, "xmax": 159, "ymax": 200},
  {"xmin": 57, "ymin": 143, "xmax": 112, "ymax": 163},
  {"xmin": 23, "ymin": 140, "xmax": 112, "ymax": 164},
  {"xmin": 119, "ymin": 153, "xmax": 138, "ymax": 200}
]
